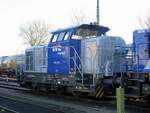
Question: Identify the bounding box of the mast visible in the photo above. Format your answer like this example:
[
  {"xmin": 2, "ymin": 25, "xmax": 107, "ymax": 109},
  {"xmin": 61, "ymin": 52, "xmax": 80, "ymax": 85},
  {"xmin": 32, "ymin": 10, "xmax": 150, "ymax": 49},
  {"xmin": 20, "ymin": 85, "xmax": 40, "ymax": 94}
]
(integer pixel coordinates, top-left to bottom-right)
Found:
[{"xmin": 97, "ymin": 0, "xmax": 100, "ymax": 25}]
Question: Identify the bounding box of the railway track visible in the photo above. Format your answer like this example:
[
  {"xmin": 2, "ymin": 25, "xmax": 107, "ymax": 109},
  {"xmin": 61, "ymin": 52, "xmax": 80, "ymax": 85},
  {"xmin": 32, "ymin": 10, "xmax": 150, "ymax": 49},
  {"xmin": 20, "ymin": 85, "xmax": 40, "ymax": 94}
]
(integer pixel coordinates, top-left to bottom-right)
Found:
[
  {"xmin": 125, "ymin": 101, "xmax": 150, "ymax": 113},
  {"xmin": 0, "ymin": 82, "xmax": 30, "ymax": 92},
  {"xmin": 0, "ymin": 96, "xmax": 64, "ymax": 113},
  {"xmin": 0, "ymin": 77, "xmax": 17, "ymax": 82},
  {"xmin": 0, "ymin": 105, "xmax": 18, "ymax": 113},
  {"xmin": 0, "ymin": 81, "xmax": 150, "ymax": 113}
]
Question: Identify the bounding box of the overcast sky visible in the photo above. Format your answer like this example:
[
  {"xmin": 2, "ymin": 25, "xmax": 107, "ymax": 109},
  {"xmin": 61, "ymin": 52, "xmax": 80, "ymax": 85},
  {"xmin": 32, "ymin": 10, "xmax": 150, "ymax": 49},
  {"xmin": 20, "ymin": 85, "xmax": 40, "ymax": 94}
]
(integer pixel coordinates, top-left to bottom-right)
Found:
[{"xmin": 0, "ymin": 0, "xmax": 150, "ymax": 56}]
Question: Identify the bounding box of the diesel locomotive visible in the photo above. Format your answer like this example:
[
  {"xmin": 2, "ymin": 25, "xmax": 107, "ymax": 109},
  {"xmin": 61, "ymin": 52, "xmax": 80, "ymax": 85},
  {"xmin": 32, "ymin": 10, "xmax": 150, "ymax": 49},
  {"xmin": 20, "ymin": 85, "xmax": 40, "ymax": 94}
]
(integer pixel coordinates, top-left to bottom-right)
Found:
[{"xmin": 17, "ymin": 24, "xmax": 150, "ymax": 99}]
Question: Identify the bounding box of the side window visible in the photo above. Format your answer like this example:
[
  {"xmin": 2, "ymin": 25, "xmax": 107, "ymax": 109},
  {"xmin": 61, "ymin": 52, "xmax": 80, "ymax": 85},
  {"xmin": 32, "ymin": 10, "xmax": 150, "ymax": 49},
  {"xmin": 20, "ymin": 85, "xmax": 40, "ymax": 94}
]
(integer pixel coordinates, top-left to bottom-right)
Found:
[
  {"xmin": 52, "ymin": 34, "xmax": 59, "ymax": 42},
  {"xmin": 57, "ymin": 32, "xmax": 65, "ymax": 41},
  {"xmin": 64, "ymin": 32, "xmax": 69, "ymax": 40},
  {"xmin": 72, "ymin": 35, "xmax": 82, "ymax": 40}
]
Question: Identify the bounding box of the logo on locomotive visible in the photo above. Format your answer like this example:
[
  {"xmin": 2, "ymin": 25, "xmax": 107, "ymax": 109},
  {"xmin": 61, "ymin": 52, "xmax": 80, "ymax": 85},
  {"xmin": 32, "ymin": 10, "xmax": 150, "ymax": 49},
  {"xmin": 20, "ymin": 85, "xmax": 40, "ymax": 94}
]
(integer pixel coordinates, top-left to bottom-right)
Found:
[{"xmin": 52, "ymin": 44, "xmax": 69, "ymax": 57}]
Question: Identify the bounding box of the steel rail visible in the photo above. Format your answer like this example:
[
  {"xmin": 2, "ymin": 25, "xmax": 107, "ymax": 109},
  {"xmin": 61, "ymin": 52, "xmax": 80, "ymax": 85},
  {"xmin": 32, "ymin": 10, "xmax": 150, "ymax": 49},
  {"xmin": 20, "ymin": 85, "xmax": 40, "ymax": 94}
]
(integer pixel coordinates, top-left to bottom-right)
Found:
[
  {"xmin": 0, "ymin": 105, "xmax": 19, "ymax": 113},
  {"xmin": 0, "ymin": 81, "xmax": 150, "ymax": 113}
]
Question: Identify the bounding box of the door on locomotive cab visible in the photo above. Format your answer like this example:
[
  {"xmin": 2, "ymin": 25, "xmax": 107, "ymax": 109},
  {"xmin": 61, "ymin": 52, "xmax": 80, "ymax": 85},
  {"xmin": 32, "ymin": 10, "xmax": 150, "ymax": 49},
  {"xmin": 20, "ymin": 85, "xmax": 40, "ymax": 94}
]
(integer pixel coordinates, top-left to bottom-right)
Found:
[
  {"xmin": 48, "ymin": 31, "xmax": 81, "ymax": 76},
  {"xmin": 48, "ymin": 32, "xmax": 69, "ymax": 75}
]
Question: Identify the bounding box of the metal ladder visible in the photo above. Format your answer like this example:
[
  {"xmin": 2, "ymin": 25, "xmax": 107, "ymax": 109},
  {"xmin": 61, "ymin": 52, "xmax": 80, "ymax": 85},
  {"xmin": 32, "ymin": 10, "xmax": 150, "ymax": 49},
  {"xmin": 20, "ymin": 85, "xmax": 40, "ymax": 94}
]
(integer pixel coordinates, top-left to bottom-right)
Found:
[{"xmin": 69, "ymin": 46, "xmax": 84, "ymax": 86}]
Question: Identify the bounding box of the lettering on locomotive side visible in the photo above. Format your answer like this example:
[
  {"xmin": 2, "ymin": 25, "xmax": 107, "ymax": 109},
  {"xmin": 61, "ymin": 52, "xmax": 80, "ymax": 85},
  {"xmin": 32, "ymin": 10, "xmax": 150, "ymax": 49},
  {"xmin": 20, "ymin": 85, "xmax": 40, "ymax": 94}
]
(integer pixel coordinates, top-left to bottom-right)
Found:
[
  {"xmin": 51, "ymin": 45, "xmax": 68, "ymax": 57},
  {"xmin": 53, "ymin": 61, "xmax": 60, "ymax": 64},
  {"xmin": 52, "ymin": 47, "xmax": 62, "ymax": 52},
  {"xmin": 57, "ymin": 51, "xmax": 65, "ymax": 55}
]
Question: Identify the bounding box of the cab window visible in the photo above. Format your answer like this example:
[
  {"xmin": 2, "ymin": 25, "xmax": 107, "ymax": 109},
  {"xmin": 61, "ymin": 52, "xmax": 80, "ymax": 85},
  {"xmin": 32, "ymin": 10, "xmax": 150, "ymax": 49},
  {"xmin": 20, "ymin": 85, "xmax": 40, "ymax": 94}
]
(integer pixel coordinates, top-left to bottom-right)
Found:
[
  {"xmin": 57, "ymin": 32, "xmax": 65, "ymax": 41},
  {"xmin": 52, "ymin": 34, "xmax": 59, "ymax": 42},
  {"xmin": 64, "ymin": 32, "xmax": 69, "ymax": 40},
  {"xmin": 72, "ymin": 29, "xmax": 97, "ymax": 40}
]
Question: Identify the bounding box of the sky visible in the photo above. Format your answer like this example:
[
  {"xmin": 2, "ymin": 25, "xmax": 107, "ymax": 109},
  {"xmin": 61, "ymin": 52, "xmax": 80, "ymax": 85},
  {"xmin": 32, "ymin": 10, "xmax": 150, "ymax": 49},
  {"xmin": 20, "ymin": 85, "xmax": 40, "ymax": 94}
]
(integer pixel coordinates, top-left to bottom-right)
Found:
[{"xmin": 0, "ymin": 0, "xmax": 150, "ymax": 56}]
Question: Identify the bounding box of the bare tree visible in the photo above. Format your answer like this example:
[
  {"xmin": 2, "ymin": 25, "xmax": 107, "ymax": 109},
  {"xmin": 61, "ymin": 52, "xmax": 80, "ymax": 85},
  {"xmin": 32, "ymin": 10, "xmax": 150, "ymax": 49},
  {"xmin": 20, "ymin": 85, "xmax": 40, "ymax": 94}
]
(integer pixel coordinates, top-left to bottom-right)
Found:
[
  {"xmin": 20, "ymin": 20, "xmax": 51, "ymax": 46},
  {"xmin": 138, "ymin": 10, "xmax": 150, "ymax": 29},
  {"xmin": 71, "ymin": 9, "xmax": 87, "ymax": 25}
]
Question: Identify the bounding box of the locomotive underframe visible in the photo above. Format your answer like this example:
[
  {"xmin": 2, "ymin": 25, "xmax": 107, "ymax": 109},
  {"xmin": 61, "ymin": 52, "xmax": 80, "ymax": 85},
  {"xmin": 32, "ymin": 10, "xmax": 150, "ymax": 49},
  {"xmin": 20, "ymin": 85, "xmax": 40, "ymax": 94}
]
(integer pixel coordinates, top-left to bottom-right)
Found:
[
  {"xmin": 125, "ymin": 72, "xmax": 150, "ymax": 96},
  {"xmin": 18, "ymin": 70, "xmax": 150, "ymax": 101},
  {"xmin": 19, "ymin": 71, "xmax": 125, "ymax": 97}
]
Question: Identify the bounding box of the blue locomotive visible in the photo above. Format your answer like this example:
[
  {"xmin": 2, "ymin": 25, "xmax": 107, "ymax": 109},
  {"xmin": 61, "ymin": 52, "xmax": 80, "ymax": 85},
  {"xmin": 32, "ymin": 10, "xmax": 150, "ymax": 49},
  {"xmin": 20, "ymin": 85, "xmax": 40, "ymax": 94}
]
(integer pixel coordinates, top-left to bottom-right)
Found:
[{"xmin": 18, "ymin": 24, "xmax": 150, "ymax": 99}]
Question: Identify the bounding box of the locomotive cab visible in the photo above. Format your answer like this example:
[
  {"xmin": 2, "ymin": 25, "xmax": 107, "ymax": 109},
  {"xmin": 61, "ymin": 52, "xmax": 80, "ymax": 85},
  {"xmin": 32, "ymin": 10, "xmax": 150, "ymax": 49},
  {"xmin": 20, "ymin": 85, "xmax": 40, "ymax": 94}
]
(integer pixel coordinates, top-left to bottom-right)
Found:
[{"xmin": 47, "ymin": 24, "xmax": 109, "ymax": 87}]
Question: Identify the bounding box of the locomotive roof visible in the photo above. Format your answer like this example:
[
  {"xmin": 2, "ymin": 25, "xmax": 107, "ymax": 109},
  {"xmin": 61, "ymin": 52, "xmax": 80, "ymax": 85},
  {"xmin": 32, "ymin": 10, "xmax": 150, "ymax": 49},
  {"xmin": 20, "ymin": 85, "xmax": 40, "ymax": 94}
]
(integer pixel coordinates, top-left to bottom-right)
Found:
[
  {"xmin": 51, "ymin": 24, "xmax": 109, "ymax": 35},
  {"xmin": 25, "ymin": 45, "xmax": 47, "ymax": 51},
  {"xmin": 134, "ymin": 29, "xmax": 150, "ymax": 33}
]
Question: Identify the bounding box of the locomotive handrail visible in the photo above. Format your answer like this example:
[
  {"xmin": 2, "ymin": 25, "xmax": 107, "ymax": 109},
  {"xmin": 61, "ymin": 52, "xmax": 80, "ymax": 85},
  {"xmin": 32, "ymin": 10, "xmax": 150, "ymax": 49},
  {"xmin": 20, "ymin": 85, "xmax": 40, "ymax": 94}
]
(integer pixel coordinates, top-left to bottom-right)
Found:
[
  {"xmin": 69, "ymin": 46, "xmax": 84, "ymax": 85},
  {"xmin": 70, "ymin": 57, "xmax": 83, "ymax": 78}
]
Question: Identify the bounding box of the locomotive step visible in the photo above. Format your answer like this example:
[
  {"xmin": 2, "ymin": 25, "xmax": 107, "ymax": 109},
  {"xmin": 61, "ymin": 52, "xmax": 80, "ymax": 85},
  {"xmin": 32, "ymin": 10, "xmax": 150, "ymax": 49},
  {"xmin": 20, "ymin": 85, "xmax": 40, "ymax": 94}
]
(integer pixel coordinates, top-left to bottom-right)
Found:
[
  {"xmin": 127, "ymin": 79, "xmax": 144, "ymax": 82},
  {"xmin": 127, "ymin": 86, "xmax": 138, "ymax": 90}
]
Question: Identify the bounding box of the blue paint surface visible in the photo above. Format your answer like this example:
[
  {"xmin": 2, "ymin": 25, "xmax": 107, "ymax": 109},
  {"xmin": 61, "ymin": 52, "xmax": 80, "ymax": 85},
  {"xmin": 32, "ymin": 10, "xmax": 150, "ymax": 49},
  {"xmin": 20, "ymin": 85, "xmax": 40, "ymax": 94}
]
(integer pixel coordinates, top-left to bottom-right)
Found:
[
  {"xmin": 48, "ymin": 40, "xmax": 81, "ymax": 75},
  {"xmin": 133, "ymin": 29, "xmax": 150, "ymax": 72}
]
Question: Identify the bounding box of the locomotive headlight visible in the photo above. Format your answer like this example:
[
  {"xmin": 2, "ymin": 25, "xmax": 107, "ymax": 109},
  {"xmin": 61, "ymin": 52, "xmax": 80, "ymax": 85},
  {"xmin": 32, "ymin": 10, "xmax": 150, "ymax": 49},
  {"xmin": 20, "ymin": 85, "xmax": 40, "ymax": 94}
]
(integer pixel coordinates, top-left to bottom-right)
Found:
[
  {"xmin": 58, "ymin": 81, "xmax": 61, "ymax": 84},
  {"xmin": 144, "ymin": 87, "xmax": 148, "ymax": 91}
]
